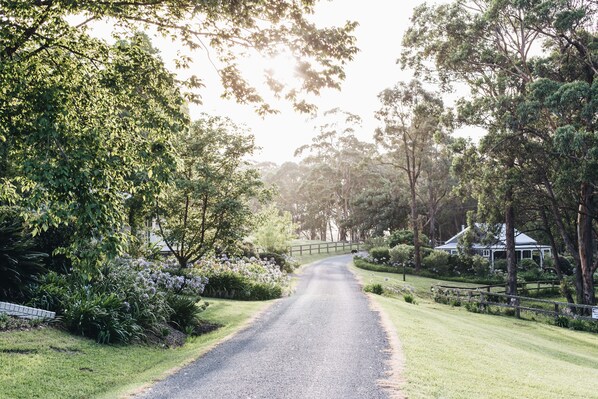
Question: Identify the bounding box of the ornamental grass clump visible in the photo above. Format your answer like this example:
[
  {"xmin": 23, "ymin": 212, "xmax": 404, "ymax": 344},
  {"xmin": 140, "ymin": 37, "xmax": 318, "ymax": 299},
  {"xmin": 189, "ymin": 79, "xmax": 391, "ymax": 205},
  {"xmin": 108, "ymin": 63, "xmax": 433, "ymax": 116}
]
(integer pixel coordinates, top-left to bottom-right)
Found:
[{"xmin": 192, "ymin": 256, "xmax": 290, "ymax": 300}]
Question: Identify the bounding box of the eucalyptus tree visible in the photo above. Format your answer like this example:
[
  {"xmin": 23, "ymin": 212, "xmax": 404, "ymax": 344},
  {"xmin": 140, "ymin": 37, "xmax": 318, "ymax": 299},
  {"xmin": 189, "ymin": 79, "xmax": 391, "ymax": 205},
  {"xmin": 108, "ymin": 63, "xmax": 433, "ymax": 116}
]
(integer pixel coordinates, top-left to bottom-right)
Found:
[
  {"xmin": 375, "ymin": 80, "xmax": 450, "ymax": 272},
  {"xmin": 155, "ymin": 115, "xmax": 264, "ymax": 267},
  {"xmin": 401, "ymin": 0, "xmax": 596, "ymax": 302},
  {"xmin": 295, "ymin": 108, "xmax": 377, "ymax": 241}
]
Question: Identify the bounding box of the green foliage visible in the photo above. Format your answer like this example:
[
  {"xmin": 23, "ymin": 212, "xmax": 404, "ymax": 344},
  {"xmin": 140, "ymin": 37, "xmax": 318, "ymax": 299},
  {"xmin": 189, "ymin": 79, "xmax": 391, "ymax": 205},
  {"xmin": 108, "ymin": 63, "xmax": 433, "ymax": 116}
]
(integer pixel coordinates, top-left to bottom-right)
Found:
[
  {"xmin": 390, "ymin": 244, "xmax": 415, "ymax": 265},
  {"xmin": 388, "ymin": 229, "xmax": 431, "ymax": 248},
  {"xmin": 354, "ymin": 257, "xmax": 401, "ymax": 273},
  {"xmin": 166, "ymin": 295, "xmax": 207, "ymax": 334},
  {"xmin": 194, "ymin": 257, "xmax": 289, "ymax": 301},
  {"xmin": 156, "ymin": 116, "xmax": 264, "ymax": 267},
  {"xmin": 364, "ymin": 236, "xmax": 388, "ymax": 251},
  {"xmin": 518, "ymin": 258, "xmax": 539, "ymax": 272},
  {"xmin": 493, "ymin": 259, "xmax": 508, "ymax": 272},
  {"xmin": 554, "ymin": 316, "xmax": 569, "ymax": 328},
  {"xmin": 252, "ymin": 205, "xmax": 296, "ymax": 254},
  {"xmin": 369, "ymin": 247, "xmax": 390, "ymax": 264},
  {"xmin": 0, "ymin": 208, "xmax": 47, "ymax": 301},
  {"xmin": 364, "ymin": 283, "xmax": 384, "ymax": 295},
  {"xmin": 30, "ymin": 257, "xmax": 208, "ymax": 343},
  {"xmin": 403, "ymin": 293, "xmax": 415, "ymax": 304},
  {"xmin": 422, "ymin": 250, "xmax": 450, "ymax": 275}
]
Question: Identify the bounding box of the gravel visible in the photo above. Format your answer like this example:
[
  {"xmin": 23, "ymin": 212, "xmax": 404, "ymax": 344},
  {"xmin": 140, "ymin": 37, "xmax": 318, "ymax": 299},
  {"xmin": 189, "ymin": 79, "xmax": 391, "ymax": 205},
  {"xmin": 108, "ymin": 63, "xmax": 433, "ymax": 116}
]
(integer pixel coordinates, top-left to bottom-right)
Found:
[{"xmin": 138, "ymin": 254, "xmax": 390, "ymax": 399}]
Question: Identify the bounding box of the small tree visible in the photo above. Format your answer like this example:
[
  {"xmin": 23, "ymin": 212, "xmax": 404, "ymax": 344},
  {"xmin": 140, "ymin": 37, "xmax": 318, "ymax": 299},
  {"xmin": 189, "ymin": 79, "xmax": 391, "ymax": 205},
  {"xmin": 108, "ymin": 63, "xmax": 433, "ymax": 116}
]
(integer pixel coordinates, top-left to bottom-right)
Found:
[
  {"xmin": 252, "ymin": 205, "xmax": 296, "ymax": 254},
  {"xmin": 156, "ymin": 115, "xmax": 264, "ymax": 267}
]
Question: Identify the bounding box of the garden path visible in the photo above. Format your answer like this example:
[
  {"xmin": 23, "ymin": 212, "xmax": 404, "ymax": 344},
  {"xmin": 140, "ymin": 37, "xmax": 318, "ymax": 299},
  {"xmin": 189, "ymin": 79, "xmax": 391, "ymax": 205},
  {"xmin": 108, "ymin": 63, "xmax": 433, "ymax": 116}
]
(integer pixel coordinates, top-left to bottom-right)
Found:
[{"xmin": 138, "ymin": 254, "xmax": 391, "ymax": 399}]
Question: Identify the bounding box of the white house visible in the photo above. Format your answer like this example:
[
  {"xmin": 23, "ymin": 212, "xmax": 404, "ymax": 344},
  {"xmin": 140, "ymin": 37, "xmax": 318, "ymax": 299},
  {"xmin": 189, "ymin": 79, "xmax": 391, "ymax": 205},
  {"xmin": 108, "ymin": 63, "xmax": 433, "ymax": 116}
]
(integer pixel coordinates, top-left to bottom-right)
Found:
[{"xmin": 435, "ymin": 224, "xmax": 552, "ymax": 268}]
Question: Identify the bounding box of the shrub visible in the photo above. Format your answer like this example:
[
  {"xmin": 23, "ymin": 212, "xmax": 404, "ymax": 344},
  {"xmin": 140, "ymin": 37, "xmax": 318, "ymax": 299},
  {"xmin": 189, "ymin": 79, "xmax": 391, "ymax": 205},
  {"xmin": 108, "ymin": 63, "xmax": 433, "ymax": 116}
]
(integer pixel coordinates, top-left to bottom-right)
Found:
[
  {"xmin": 422, "ymin": 250, "xmax": 450, "ymax": 275},
  {"xmin": 403, "ymin": 293, "xmax": 415, "ymax": 303},
  {"xmin": 193, "ymin": 256, "xmax": 289, "ymax": 300},
  {"xmin": 471, "ymin": 255, "xmax": 491, "ymax": 277},
  {"xmin": 388, "ymin": 229, "xmax": 430, "ymax": 248},
  {"xmin": 465, "ymin": 302, "xmax": 482, "ymax": 313},
  {"xmin": 354, "ymin": 257, "xmax": 403, "ymax": 273},
  {"xmin": 363, "ymin": 283, "xmax": 384, "ymax": 295},
  {"xmin": 0, "ymin": 208, "xmax": 48, "ymax": 301},
  {"xmin": 166, "ymin": 294, "xmax": 208, "ymax": 333},
  {"xmin": 369, "ymin": 247, "xmax": 390, "ymax": 264},
  {"xmin": 258, "ymin": 252, "xmax": 296, "ymax": 273},
  {"xmin": 364, "ymin": 236, "xmax": 387, "ymax": 251},
  {"xmin": 30, "ymin": 257, "xmax": 209, "ymax": 343},
  {"xmin": 390, "ymin": 244, "xmax": 414, "ymax": 265},
  {"xmin": 493, "ymin": 259, "xmax": 508, "ymax": 272},
  {"xmin": 554, "ymin": 316, "xmax": 569, "ymax": 328},
  {"xmin": 518, "ymin": 258, "xmax": 538, "ymax": 271}
]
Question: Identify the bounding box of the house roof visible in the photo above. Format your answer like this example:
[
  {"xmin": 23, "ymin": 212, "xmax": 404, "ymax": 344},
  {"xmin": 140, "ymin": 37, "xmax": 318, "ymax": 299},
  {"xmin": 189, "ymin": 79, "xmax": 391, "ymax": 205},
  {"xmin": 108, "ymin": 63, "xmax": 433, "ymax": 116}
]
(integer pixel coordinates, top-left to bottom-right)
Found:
[{"xmin": 436, "ymin": 223, "xmax": 548, "ymax": 250}]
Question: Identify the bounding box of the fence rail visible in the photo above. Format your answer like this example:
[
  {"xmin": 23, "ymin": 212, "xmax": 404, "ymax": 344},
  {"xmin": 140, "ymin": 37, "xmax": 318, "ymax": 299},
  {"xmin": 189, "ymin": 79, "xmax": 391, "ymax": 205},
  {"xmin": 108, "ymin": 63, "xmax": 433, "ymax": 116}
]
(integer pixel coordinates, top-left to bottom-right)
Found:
[
  {"xmin": 287, "ymin": 241, "xmax": 362, "ymax": 256},
  {"xmin": 433, "ymin": 284, "xmax": 598, "ymax": 322},
  {"xmin": 437, "ymin": 279, "xmax": 563, "ymax": 295}
]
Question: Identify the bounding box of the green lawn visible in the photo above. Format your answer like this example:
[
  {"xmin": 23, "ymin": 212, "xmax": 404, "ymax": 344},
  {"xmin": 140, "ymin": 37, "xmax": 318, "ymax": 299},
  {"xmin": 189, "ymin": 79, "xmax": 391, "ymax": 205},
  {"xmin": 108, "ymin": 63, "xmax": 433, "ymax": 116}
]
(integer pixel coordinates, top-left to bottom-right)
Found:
[
  {"xmin": 351, "ymin": 264, "xmax": 598, "ymax": 399},
  {"xmin": 0, "ymin": 299, "xmax": 270, "ymax": 399}
]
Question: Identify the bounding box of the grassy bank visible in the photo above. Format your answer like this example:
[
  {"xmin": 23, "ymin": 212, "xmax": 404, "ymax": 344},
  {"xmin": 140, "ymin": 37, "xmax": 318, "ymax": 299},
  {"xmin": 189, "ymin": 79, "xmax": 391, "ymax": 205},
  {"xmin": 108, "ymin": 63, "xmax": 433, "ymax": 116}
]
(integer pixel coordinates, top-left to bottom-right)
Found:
[
  {"xmin": 351, "ymin": 264, "xmax": 598, "ymax": 399},
  {"xmin": 0, "ymin": 299, "xmax": 269, "ymax": 399}
]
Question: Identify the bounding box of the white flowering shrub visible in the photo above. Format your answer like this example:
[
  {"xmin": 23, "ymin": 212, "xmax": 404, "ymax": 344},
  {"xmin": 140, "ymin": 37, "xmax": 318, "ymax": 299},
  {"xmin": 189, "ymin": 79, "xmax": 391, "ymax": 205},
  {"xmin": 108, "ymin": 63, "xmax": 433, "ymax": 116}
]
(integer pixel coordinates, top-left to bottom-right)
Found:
[
  {"xmin": 192, "ymin": 256, "xmax": 290, "ymax": 300},
  {"xmin": 31, "ymin": 256, "xmax": 210, "ymax": 344}
]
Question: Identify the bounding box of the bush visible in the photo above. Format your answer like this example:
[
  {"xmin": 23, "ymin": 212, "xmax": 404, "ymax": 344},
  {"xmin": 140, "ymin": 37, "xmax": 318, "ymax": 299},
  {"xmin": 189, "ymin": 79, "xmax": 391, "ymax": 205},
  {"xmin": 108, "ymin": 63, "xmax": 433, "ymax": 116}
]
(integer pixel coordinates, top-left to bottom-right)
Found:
[
  {"xmin": 354, "ymin": 257, "xmax": 402, "ymax": 273},
  {"xmin": 258, "ymin": 252, "xmax": 296, "ymax": 273},
  {"xmin": 166, "ymin": 294, "xmax": 208, "ymax": 333},
  {"xmin": 471, "ymin": 255, "xmax": 491, "ymax": 277},
  {"xmin": 30, "ymin": 257, "xmax": 209, "ymax": 343},
  {"xmin": 422, "ymin": 250, "xmax": 450, "ymax": 275},
  {"xmin": 403, "ymin": 293, "xmax": 415, "ymax": 303},
  {"xmin": 193, "ymin": 256, "xmax": 289, "ymax": 301},
  {"xmin": 388, "ymin": 229, "xmax": 430, "ymax": 248},
  {"xmin": 518, "ymin": 258, "xmax": 538, "ymax": 271},
  {"xmin": 364, "ymin": 236, "xmax": 387, "ymax": 251},
  {"xmin": 0, "ymin": 208, "xmax": 48, "ymax": 301},
  {"xmin": 558, "ymin": 256, "xmax": 575, "ymax": 275},
  {"xmin": 363, "ymin": 283, "xmax": 384, "ymax": 295},
  {"xmin": 369, "ymin": 247, "xmax": 390, "ymax": 264},
  {"xmin": 390, "ymin": 244, "xmax": 414, "ymax": 265},
  {"xmin": 493, "ymin": 259, "xmax": 508, "ymax": 272}
]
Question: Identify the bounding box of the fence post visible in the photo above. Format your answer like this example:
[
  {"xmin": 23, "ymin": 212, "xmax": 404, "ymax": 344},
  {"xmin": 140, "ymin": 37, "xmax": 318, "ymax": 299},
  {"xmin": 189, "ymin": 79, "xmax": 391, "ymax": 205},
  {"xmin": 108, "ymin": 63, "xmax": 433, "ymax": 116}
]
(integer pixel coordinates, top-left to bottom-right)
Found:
[
  {"xmin": 300, "ymin": 245, "xmax": 303, "ymax": 256},
  {"xmin": 554, "ymin": 303, "xmax": 559, "ymax": 318},
  {"xmin": 309, "ymin": 244, "xmax": 312, "ymax": 255}
]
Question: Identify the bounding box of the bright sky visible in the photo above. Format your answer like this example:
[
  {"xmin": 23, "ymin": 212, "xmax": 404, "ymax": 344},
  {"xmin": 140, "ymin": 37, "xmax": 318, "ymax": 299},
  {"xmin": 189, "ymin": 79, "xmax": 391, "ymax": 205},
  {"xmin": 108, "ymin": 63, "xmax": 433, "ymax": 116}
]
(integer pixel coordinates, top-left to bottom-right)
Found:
[{"xmin": 92, "ymin": 0, "xmax": 482, "ymax": 164}]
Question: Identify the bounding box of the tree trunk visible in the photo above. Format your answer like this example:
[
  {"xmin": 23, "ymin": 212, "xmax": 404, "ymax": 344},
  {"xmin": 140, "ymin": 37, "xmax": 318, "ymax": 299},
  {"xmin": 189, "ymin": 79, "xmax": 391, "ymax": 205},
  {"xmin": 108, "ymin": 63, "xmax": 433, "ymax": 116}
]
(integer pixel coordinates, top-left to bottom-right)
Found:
[
  {"xmin": 578, "ymin": 182, "xmax": 596, "ymax": 305},
  {"xmin": 505, "ymin": 190, "xmax": 517, "ymax": 296},
  {"xmin": 540, "ymin": 209, "xmax": 562, "ymax": 279},
  {"xmin": 411, "ymin": 188, "xmax": 421, "ymax": 272}
]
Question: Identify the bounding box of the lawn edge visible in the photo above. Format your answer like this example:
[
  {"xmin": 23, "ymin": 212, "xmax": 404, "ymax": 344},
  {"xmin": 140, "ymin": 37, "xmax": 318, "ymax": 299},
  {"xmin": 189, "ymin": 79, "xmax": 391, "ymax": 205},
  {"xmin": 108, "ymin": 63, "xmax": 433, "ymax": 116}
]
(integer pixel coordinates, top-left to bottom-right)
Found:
[{"xmin": 348, "ymin": 261, "xmax": 406, "ymax": 399}]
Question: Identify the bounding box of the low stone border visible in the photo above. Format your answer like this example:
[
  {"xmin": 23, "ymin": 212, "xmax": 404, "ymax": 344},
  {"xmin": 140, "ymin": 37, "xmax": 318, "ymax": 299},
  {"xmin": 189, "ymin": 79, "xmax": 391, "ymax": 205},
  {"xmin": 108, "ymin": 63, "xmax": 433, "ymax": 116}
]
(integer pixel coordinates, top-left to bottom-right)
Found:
[{"xmin": 0, "ymin": 301, "xmax": 55, "ymax": 320}]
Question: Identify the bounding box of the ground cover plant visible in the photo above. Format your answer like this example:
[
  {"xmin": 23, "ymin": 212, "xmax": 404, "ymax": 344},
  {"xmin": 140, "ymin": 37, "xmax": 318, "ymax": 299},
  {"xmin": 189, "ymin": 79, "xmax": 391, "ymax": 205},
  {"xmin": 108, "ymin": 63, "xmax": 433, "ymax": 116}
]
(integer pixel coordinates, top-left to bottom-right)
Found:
[{"xmin": 351, "ymin": 263, "xmax": 598, "ymax": 399}]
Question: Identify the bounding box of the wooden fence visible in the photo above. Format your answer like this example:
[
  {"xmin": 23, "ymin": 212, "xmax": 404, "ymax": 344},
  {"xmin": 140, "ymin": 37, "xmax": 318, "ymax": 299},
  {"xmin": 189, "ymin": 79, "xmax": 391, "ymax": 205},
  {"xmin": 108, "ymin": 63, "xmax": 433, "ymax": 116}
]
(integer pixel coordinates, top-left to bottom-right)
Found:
[
  {"xmin": 437, "ymin": 279, "xmax": 562, "ymax": 296},
  {"xmin": 433, "ymin": 284, "xmax": 598, "ymax": 322},
  {"xmin": 287, "ymin": 241, "xmax": 363, "ymax": 256}
]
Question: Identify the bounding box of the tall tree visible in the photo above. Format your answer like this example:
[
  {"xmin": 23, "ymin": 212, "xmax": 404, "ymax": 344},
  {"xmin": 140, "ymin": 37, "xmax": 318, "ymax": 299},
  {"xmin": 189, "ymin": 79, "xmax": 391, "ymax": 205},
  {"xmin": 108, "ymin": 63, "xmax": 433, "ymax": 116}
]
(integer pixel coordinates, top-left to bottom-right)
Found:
[
  {"xmin": 375, "ymin": 80, "xmax": 449, "ymax": 272},
  {"xmin": 402, "ymin": 0, "xmax": 596, "ymax": 302}
]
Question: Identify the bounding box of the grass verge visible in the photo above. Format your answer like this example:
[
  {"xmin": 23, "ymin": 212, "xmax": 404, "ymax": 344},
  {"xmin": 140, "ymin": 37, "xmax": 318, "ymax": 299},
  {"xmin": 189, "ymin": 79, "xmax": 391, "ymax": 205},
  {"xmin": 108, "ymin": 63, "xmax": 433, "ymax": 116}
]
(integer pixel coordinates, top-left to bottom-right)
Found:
[
  {"xmin": 351, "ymin": 263, "xmax": 598, "ymax": 399},
  {"xmin": 0, "ymin": 299, "xmax": 270, "ymax": 399}
]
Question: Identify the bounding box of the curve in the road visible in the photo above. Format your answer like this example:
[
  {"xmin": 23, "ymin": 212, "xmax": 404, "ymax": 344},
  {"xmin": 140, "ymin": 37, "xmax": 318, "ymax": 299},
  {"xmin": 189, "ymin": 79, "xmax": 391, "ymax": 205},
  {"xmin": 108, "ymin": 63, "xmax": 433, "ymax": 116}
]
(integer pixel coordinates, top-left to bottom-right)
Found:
[{"xmin": 138, "ymin": 254, "xmax": 393, "ymax": 399}]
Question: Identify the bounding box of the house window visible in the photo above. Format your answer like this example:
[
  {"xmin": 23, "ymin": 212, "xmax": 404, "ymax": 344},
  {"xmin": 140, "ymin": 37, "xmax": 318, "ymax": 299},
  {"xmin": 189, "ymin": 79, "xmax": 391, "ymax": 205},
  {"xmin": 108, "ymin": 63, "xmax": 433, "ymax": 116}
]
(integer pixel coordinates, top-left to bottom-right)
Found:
[
  {"xmin": 523, "ymin": 250, "xmax": 531, "ymax": 259},
  {"xmin": 483, "ymin": 249, "xmax": 490, "ymax": 257},
  {"xmin": 450, "ymin": 250, "xmax": 457, "ymax": 255}
]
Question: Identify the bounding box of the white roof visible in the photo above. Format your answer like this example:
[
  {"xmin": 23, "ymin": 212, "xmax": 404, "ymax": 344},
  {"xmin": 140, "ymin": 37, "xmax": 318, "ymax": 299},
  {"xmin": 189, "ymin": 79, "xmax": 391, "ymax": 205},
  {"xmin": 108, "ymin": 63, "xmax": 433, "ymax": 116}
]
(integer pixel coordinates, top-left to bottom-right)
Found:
[{"xmin": 436, "ymin": 223, "xmax": 549, "ymax": 250}]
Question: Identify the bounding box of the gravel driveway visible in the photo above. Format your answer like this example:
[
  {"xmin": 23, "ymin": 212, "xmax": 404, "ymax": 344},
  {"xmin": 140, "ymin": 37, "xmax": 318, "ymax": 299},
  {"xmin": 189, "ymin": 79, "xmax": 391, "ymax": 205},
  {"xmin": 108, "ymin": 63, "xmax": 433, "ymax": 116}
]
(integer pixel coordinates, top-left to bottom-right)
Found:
[{"xmin": 138, "ymin": 254, "xmax": 391, "ymax": 399}]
